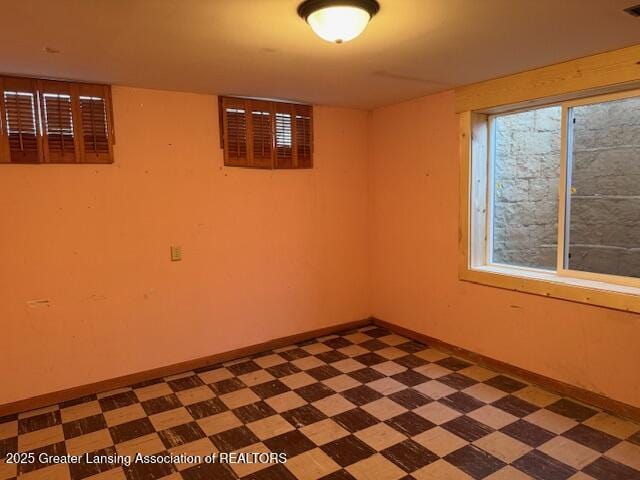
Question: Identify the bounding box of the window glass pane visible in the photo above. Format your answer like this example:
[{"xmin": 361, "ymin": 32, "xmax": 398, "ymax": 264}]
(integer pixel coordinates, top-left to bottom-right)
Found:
[
  {"xmin": 566, "ymin": 95, "xmax": 640, "ymax": 279},
  {"xmin": 492, "ymin": 106, "xmax": 561, "ymax": 270}
]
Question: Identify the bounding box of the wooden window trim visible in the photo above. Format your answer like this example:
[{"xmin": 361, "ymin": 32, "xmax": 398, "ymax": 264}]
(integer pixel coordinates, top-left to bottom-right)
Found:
[
  {"xmin": 458, "ymin": 44, "xmax": 640, "ymax": 314},
  {"xmin": 219, "ymin": 96, "xmax": 313, "ymax": 170},
  {"xmin": 455, "ymin": 44, "xmax": 640, "ymax": 113},
  {"xmin": 0, "ymin": 75, "xmax": 115, "ymax": 164}
]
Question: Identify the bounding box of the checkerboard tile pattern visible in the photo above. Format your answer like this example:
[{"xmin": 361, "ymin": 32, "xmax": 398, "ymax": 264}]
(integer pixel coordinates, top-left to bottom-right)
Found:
[{"xmin": 1, "ymin": 325, "xmax": 639, "ymax": 480}]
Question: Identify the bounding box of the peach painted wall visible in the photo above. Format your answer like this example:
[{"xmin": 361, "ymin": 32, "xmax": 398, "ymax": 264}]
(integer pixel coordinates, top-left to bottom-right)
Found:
[
  {"xmin": 3, "ymin": 85, "xmax": 638, "ymax": 410},
  {"xmin": 369, "ymin": 90, "xmax": 640, "ymax": 409},
  {"xmin": 0, "ymin": 86, "xmax": 370, "ymax": 405}
]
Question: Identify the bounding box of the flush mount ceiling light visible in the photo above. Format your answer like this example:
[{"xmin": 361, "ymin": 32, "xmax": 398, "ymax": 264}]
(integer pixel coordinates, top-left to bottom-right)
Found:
[{"xmin": 297, "ymin": 0, "xmax": 380, "ymax": 44}]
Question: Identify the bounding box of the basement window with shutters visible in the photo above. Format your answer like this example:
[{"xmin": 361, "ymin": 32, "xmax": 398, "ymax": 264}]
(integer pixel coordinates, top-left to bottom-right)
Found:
[
  {"xmin": 219, "ymin": 96, "xmax": 313, "ymax": 169},
  {"xmin": 0, "ymin": 75, "xmax": 114, "ymax": 164},
  {"xmin": 467, "ymin": 88, "xmax": 640, "ymax": 295}
]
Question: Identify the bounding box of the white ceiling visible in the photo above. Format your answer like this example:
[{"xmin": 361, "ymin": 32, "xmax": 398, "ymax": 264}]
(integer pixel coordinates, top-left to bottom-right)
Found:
[{"xmin": 2, "ymin": 0, "xmax": 640, "ymax": 109}]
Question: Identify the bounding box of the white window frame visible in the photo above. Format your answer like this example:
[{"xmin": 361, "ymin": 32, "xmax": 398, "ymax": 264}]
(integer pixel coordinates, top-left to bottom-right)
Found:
[{"xmin": 462, "ymin": 89, "xmax": 640, "ymax": 310}]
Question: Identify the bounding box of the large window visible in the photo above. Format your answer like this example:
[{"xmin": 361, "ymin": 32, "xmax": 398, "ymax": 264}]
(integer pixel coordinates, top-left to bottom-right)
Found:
[
  {"xmin": 0, "ymin": 76, "xmax": 114, "ymax": 164},
  {"xmin": 470, "ymin": 89, "xmax": 640, "ymax": 292},
  {"xmin": 219, "ymin": 96, "xmax": 313, "ymax": 169}
]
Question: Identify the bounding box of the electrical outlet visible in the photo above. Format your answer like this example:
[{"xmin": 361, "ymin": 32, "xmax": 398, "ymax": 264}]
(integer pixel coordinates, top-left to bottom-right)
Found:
[{"xmin": 170, "ymin": 246, "xmax": 182, "ymax": 261}]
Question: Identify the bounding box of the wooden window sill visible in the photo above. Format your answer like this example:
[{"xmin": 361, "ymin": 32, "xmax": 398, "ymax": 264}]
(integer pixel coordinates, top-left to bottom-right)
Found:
[{"xmin": 459, "ymin": 264, "xmax": 640, "ymax": 314}]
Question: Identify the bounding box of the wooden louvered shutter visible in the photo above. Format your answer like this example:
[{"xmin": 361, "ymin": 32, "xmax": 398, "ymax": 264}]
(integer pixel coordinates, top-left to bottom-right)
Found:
[
  {"xmin": 220, "ymin": 96, "xmax": 312, "ymax": 169},
  {"xmin": 222, "ymin": 97, "xmax": 249, "ymax": 167},
  {"xmin": 0, "ymin": 77, "xmax": 41, "ymax": 163},
  {"xmin": 248, "ymin": 99, "xmax": 274, "ymax": 169},
  {"xmin": 274, "ymin": 103, "xmax": 294, "ymax": 169},
  {"xmin": 0, "ymin": 76, "xmax": 114, "ymax": 164},
  {"xmin": 294, "ymin": 104, "xmax": 313, "ymax": 168},
  {"xmin": 39, "ymin": 80, "xmax": 78, "ymax": 163},
  {"xmin": 77, "ymin": 84, "xmax": 113, "ymax": 163}
]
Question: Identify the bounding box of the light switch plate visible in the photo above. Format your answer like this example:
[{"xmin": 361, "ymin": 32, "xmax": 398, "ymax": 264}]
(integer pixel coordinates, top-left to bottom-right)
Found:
[{"xmin": 170, "ymin": 246, "xmax": 182, "ymax": 261}]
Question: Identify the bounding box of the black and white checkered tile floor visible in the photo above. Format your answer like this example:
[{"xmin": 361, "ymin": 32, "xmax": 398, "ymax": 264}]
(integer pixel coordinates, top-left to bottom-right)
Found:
[{"xmin": 1, "ymin": 325, "xmax": 639, "ymax": 479}]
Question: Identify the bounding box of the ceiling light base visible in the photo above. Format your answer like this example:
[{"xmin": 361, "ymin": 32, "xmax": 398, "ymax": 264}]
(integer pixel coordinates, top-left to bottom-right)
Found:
[
  {"xmin": 297, "ymin": 0, "xmax": 380, "ymax": 43},
  {"xmin": 297, "ymin": 0, "xmax": 380, "ymax": 21}
]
